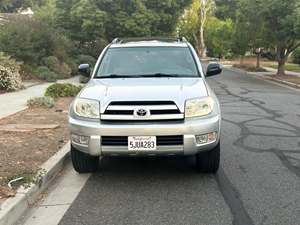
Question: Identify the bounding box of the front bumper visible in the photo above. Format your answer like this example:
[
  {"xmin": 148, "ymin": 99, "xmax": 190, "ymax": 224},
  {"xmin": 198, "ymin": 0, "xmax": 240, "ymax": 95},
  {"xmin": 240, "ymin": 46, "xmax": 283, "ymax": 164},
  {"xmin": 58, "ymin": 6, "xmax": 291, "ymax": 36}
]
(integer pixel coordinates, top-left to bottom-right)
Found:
[{"xmin": 69, "ymin": 115, "xmax": 221, "ymax": 156}]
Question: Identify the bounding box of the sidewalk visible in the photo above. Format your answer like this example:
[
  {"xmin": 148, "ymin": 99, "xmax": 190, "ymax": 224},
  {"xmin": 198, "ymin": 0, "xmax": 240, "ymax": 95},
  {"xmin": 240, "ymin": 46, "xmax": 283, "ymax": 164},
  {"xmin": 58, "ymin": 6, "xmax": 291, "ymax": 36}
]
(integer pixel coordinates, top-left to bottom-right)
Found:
[
  {"xmin": 225, "ymin": 65, "xmax": 300, "ymax": 90},
  {"xmin": 262, "ymin": 66, "xmax": 300, "ymax": 77},
  {"xmin": 0, "ymin": 76, "xmax": 80, "ymax": 120},
  {"xmin": 220, "ymin": 60, "xmax": 300, "ymax": 77}
]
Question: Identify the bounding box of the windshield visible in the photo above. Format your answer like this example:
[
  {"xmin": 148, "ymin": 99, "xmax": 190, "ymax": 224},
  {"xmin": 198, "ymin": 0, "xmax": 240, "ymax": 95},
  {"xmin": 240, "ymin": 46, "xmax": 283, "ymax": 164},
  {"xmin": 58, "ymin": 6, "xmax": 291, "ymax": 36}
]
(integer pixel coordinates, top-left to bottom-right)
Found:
[{"xmin": 95, "ymin": 47, "xmax": 199, "ymax": 78}]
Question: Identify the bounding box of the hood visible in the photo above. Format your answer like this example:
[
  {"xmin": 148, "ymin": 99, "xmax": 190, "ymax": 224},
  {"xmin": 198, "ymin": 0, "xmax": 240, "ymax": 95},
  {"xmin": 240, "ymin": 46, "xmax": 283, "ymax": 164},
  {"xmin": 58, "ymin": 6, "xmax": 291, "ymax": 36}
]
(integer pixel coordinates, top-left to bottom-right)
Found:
[{"xmin": 79, "ymin": 78, "xmax": 208, "ymax": 113}]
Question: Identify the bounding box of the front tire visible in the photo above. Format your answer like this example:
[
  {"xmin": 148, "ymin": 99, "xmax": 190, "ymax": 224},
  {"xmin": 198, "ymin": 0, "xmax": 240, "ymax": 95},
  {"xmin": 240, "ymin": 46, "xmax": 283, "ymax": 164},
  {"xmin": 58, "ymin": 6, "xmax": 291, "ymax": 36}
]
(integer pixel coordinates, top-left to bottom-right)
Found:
[
  {"xmin": 195, "ymin": 142, "xmax": 220, "ymax": 173},
  {"xmin": 71, "ymin": 145, "xmax": 99, "ymax": 173}
]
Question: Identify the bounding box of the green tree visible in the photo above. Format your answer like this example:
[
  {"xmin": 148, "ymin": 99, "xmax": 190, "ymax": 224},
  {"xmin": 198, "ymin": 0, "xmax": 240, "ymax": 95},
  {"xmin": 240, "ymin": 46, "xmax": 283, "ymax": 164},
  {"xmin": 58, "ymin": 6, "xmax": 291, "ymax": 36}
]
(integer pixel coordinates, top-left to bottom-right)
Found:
[
  {"xmin": 231, "ymin": 0, "xmax": 266, "ymax": 66},
  {"xmin": 177, "ymin": 0, "xmax": 215, "ymax": 57},
  {"xmin": 34, "ymin": 0, "xmax": 57, "ymax": 26},
  {"xmin": 0, "ymin": 0, "xmax": 40, "ymax": 12},
  {"xmin": 292, "ymin": 48, "xmax": 300, "ymax": 65},
  {"xmin": 205, "ymin": 17, "xmax": 233, "ymax": 58},
  {"xmin": 0, "ymin": 0, "xmax": 25, "ymax": 12},
  {"xmin": 55, "ymin": 0, "xmax": 191, "ymax": 45},
  {"xmin": 97, "ymin": 0, "xmax": 154, "ymax": 38},
  {"xmin": 231, "ymin": 20, "xmax": 250, "ymax": 64},
  {"xmin": 144, "ymin": 0, "xmax": 191, "ymax": 36},
  {"xmin": 55, "ymin": 0, "xmax": 107, "ymax": 57},
  {"xmin": 215, "ymin": 0, "xmax": 237, "ymax": 20},
  {"xmin": 260, "ymin": 0, "xmax": 300, "ymax": 75},
  {"xmin": 0, "ymin": 17, "xmax": 71, "ymax": 65},
  {"xmin": 53, "ymin": 0, "xmax": 191, "ymax": 56},
  {"xmin": 69, "ymin": 0, "xmax": 106, "ymax": 43}
]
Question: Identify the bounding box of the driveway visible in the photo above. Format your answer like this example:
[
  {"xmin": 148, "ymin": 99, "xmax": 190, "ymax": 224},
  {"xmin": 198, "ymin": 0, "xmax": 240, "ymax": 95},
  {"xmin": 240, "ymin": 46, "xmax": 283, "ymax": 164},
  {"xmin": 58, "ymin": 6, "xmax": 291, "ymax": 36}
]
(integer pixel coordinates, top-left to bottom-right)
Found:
[{"xmin": 20, "ymin": 68, "xmax": 300, "ymax": 225}]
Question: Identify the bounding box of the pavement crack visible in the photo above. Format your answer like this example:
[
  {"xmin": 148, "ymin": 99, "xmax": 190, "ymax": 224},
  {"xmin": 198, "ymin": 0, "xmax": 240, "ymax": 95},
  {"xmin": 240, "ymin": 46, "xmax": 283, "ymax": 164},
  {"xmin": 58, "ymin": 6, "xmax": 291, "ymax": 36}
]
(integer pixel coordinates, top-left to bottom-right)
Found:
[
  {"xmin": 211, "ymin": 77, "xmax": 300, "ymax": 179},
  {"xmin": 215, "ymin": 168, "xmax": 255, "ymax": 225},
  {"xmin": 274, "ymin": 149, "xmax": 300, "ymax": 178}
]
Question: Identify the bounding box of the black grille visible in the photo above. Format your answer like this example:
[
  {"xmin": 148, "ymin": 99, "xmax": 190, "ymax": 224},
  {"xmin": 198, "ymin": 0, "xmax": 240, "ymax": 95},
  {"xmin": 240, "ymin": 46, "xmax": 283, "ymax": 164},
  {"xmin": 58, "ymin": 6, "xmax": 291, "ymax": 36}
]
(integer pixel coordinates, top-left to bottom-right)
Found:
[
  {"xmin": 150, "ymin": 109, "xmax": 180, "ymax": 115},
  {"xmin": 105, "ymin": 110, "xmax": 133, "ymax": 115},
  {"xmin": 101, "ymin": 135, "xmax": 184, "ymax": 146},
  {"xmin": 104, "ymin": 109, "xmax": 180, "ymax": 115},
  {"xmin": 157, "ymin": 135, "xmax": 184, "ymax": 146}
]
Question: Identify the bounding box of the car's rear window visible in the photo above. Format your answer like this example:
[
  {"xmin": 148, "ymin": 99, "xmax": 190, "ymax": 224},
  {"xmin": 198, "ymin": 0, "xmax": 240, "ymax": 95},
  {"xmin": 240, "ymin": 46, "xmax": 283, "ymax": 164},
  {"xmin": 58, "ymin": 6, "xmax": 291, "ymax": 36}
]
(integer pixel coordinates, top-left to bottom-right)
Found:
[{"xmin": 95, "ymin": 47, "xmax": 199, "ymax": 78}]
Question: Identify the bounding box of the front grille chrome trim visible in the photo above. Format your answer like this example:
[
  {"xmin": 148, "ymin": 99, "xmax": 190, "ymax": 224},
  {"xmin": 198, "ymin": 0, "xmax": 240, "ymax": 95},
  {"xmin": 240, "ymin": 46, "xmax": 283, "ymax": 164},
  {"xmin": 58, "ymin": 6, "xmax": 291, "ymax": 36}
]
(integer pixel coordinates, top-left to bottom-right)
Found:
[
  {"xmin": 102, "ymin": 101, "xmax": 183, "ymax": 121},
  {"xmin": 101, "ymin": 114, "xmax": 184, "ymax": 121},
  {"xmin": 106, "ymin": 105, "xmax": 178, "ymax": 111}
]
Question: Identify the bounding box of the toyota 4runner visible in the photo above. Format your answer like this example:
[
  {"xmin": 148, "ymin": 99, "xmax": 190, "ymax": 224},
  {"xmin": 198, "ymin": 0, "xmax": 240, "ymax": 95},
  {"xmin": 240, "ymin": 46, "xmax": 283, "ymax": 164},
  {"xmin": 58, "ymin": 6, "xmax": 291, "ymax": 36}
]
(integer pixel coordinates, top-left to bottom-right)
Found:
[{"xmin": 69, "ymin": 37, "xmax": 222, "ymax": 173}]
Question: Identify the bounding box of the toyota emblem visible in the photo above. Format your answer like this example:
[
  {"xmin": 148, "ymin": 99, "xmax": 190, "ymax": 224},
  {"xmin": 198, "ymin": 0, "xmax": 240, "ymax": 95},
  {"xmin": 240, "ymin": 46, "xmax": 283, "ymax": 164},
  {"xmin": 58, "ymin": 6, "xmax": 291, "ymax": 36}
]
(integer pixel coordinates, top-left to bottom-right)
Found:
[{"xmin": 134, "ymin": 108, "xmax": 150, "ymax": 117}]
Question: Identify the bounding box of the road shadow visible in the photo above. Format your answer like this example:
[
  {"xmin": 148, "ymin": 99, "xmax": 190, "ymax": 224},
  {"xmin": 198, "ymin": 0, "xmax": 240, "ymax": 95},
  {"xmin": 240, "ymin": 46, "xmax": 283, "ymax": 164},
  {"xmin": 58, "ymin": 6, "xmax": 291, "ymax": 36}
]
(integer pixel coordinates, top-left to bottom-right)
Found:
[
  {"xmin": 97, "ymin": 156, "xmax": 199, "ymax": 176},
  {"xmin": 59, "ymin": 156, "xmax": 232, "ymax": 225}
]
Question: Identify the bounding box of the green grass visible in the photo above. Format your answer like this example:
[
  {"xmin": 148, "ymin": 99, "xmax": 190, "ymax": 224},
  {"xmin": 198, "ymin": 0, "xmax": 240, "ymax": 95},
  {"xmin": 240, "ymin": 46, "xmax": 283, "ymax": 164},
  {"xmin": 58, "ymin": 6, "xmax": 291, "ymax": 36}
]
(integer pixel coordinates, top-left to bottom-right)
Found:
[{"xmin": 263, "ymin": 62, "xmax": 300, "ymax": 73}]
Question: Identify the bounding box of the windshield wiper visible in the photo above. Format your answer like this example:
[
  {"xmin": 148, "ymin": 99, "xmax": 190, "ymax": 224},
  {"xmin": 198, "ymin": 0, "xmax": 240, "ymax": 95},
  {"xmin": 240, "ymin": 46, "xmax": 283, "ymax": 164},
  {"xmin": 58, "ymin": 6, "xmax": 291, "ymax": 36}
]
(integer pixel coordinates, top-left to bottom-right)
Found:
[
  {"xmin": 96, "ymin": 73, "xmax": 195, "ymax": 79},
  {"xmin": 139, "ymin": 73, "xmax": 194, "ymax": 77},
  {"xmin": 96, "ymin": 74, "xmax": 137, "ymax": 79}
]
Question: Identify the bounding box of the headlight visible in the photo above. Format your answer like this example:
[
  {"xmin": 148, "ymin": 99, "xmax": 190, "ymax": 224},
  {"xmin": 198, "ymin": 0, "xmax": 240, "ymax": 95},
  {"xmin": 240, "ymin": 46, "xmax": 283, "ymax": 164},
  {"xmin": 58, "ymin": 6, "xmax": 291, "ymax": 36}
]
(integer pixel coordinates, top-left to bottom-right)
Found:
[
  {"xmin": 185, "ymin": 97, "xmax": 214, "ymax": 118},
  {"xmin": 74, "ymin": 98, "xmax": 100, "ymax": 119}
]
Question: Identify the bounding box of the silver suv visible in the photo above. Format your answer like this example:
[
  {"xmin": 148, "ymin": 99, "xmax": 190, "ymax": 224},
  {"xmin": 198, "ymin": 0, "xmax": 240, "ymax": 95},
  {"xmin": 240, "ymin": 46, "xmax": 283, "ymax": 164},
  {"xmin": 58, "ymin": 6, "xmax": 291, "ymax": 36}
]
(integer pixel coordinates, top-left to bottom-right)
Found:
[{"xmin": 69, "ymin": 37, "xmax": 222, "ymax": 173}]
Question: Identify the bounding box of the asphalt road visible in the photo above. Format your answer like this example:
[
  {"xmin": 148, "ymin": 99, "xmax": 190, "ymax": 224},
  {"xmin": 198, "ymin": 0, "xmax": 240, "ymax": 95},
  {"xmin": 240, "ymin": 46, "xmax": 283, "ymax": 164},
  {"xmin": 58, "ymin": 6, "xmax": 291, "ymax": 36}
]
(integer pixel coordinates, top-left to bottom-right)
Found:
[{"xmin": 57, "ymin": 68, "xmax": 300, "ymax": 225}]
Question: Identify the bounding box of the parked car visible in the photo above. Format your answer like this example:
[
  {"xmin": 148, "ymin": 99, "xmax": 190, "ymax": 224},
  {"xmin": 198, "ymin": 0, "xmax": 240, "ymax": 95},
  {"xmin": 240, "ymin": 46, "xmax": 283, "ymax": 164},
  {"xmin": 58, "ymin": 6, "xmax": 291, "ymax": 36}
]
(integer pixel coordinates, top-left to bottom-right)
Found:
[{"xmin": 69, "ymin": 37, "xmax": 222, "ymax": 173}]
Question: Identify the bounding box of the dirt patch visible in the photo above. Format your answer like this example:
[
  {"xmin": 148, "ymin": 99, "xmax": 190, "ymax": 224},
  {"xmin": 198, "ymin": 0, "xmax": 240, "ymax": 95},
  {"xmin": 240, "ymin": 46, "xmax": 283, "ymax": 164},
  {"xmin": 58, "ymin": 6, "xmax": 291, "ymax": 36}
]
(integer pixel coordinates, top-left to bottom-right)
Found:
[
  {"xmin": 0, "ymin": 97, "xmax": 72, "ymax": 201},
  {"xmin": 266, "ymin": 75, "xmax": 300, "ymax": 86},
  {"xmin": 233, "ymin": 64, "xmax": 267, "ymax": 72},
  {"xmin": 220, "ymin": 56, "xmax": 270, "ymax": 66}
]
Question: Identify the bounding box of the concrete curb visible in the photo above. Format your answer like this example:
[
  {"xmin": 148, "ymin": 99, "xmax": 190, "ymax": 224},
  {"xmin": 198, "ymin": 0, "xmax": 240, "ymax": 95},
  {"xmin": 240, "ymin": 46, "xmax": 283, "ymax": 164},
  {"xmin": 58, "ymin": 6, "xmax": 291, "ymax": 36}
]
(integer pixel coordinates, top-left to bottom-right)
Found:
[
  {"xmin": 264, "ymin": 77, "xmax": 300, "ymax": 89},
  {"xmin": 0, "ymin": 142, "xmax": 70, "ymax": 225}
]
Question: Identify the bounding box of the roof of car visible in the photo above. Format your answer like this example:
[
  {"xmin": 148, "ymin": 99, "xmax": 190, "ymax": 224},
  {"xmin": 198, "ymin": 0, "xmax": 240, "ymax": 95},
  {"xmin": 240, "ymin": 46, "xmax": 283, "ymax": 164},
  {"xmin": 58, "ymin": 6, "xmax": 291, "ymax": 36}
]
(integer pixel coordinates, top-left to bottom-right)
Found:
[{"xmin": 109, "ymin": 37, "xmax": 189, "ymax": 48}]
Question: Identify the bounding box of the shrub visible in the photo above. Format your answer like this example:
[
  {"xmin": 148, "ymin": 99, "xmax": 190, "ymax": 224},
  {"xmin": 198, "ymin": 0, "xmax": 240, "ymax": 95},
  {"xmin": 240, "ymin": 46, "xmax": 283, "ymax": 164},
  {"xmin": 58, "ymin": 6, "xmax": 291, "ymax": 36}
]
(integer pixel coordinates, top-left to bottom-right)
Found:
[
  {"xmin": 292, "ymin": 48, "xmax": 300, "ymax": 65},
  {"xmin": 20, "ymin": 64, "xmax": 36, "ymax": 80},
  {"xmin": 65, "ymin": 59, "xmax": 78, "ymax": 75},
  {"xmin": 41, "ymin": 56, "xmax": 72, "ymax": 79},
  {"xmin": 76, "ymin": 55, "xmax": 96, "ymax": 67},
  {"xmin": 41, "ymin": 56, "xmax": 60, "ymax": 72},
  {"xmin": 0, "ymin": 52, "xmax": 21, "ymax": 74},
  {"xmin": 45, "ymin": 83, "xmax": 82, "ymax": 98},
  {"xmin": 35, "ymin": 66, "xmax": 50, "ymax": 79},
  {"xmin": 79, "ymin": 75, "xmax": 90, "ymax": 84},
  {"xmin": 60, "ymin": 62, "xmax": 72, "ymax": 78},
  {"xmin": 0, "ymin": 65, "xmax": 24, "ymax": 91},
  {"xmin": 35, "ymin": 66, "xmax": 59, "ymax": 82},
  {"xmin": 45, "ymin": 72, "xmax": 59, "ymax": 82},
  {"xmin": 27, "ymin": 97, "xmax": 55, "ymax": 108},
  {"xmin": 0, "ymin": 18, "xmax": 73, "ymax": 66},
  {"xmin": 0, "ymin": 53, "xmax": 23, "ymax": 91}
]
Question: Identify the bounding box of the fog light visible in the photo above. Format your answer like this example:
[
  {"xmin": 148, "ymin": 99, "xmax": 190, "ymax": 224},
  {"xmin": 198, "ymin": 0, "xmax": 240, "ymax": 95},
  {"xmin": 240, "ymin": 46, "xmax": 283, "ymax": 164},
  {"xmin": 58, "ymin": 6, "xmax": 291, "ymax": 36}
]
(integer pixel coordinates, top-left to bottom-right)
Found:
[
  {"xmin": 195, "ymin": 132, "xmax": 217, "ymax": 145},
  {"xmin": 196, "ymin": 134, "xmax": 208, "ymax": 144},
  {"xmin": 71, "ymin": 134, "xmax": 89, "ymax": 146},
  {"xmin": 207, "ymin": 132, "xmax": 217, "ymax": 143}
]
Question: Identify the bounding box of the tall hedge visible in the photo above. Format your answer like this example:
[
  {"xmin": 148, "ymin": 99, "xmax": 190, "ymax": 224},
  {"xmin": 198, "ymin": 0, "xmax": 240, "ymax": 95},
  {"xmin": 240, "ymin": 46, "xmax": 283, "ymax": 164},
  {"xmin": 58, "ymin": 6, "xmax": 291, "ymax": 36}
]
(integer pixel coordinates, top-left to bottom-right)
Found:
[{"xmin": 0, "ymin": 53, "xmax": 23, "ymax": 91}]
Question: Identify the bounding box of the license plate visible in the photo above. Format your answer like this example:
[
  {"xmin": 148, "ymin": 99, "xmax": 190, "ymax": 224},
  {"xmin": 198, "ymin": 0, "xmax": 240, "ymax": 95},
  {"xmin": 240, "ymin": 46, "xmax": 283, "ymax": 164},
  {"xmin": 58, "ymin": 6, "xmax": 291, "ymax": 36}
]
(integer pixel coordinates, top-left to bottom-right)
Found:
[{"xmin": 128, "ymin": 136, "xmax": 156, "ymax": 151}]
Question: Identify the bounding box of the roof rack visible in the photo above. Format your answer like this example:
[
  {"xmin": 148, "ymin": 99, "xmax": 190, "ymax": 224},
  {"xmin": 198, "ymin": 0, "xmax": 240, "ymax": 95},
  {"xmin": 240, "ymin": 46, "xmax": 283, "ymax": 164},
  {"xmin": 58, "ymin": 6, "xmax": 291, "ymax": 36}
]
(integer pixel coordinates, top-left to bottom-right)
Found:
[{"xmin": 111, "ymin": 37, "xmax": 188, "ymax": 44}]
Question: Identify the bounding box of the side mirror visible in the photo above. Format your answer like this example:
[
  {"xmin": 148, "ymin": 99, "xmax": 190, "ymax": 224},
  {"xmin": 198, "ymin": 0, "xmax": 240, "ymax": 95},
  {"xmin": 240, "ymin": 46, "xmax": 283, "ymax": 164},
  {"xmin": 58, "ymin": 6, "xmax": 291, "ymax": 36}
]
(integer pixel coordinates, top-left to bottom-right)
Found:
[
  {"xmin": 206, "ymin": 63, "xmax": 222, "ymax": 77},
  {"xmin": 78, "ymin": 64, "xmax": 91, "ymax": 77}
]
